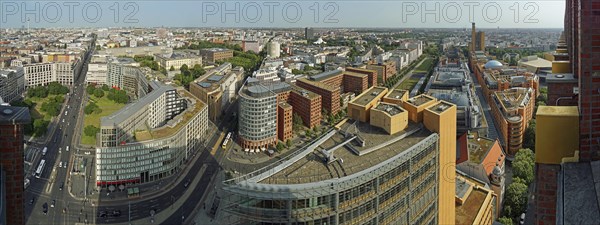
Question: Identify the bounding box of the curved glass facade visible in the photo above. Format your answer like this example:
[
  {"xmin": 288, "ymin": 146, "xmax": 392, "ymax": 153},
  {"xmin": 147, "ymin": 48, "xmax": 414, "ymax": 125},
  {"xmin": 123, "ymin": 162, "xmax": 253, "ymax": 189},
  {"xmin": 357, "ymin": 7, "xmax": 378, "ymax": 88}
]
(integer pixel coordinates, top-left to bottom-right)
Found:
[{"xmin": 238, "ymin": 91, "xmax": 277, "ymax": 148}]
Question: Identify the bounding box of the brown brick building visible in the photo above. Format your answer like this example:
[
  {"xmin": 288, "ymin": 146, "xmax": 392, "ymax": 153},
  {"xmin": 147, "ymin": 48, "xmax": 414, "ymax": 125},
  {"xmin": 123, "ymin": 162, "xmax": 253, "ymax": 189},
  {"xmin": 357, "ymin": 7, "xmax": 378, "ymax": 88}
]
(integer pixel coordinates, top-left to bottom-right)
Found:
[
  {"xmin": 199, "ymin": 48, "xmax": 234, "ymax": 63},
  {"xmin": 289, "ymin": 87, "xmax": 322, "ymax": 128},
  {"xmin": 342, "ymin": 71, "xmax": 369, "ymax": 94},
  {"xmin": 277, "ymin": 103, "xmax": 293, "ymax": 142},
  {"xmin": 296, "ymin": 78, "xmax": 341, "ymax": 115},
  {"xmin": 346, "ymin": 67, "xmax": 377, "ymax": 87},
  {"xmin": 367, "ymin": 61, "xmax": 397, "ymax": 85},
  {"xmin": 0, "ymin": 106, "xmax": 31, "ymax": 225}
]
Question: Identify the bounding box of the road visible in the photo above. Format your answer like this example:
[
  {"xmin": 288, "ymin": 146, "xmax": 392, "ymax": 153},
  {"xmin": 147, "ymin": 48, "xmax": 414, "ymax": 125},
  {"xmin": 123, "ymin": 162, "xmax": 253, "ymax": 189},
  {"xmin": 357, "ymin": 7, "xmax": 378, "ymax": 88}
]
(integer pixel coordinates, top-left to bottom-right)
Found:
[
  {"xmin": 469, "ymin": 71, "xmax": 502, "ymax": 143},
  {"xmin": 25, "ymin": 38, "xmax": 95, "ymax": 225}
]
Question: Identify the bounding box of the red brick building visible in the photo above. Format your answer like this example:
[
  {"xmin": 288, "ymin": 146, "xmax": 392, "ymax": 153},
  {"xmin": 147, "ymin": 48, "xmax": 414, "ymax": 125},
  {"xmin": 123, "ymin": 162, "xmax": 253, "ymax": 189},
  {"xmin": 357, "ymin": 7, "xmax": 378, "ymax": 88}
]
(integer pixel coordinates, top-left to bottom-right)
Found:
[
  {"xmin": 0, "ymin": 106, "xmax": 31, "ymax": 225},
  {"xmin": 289, "ymin": 87, "xmax": 322, "ymax": 128},
  {"xmin": 346, "ymin": 67, "xmax": 377, "ymax": 87},
  {"xmin": 343, "ymin": 71, "xmax": 369, "ymax": 94},
  {"xmin": 277, "ymin": 103, "xmax": 293, "ymax": 142},
  {"xmin": 296, "ymin": 77, "xmax": 341, "ymax": 115}
]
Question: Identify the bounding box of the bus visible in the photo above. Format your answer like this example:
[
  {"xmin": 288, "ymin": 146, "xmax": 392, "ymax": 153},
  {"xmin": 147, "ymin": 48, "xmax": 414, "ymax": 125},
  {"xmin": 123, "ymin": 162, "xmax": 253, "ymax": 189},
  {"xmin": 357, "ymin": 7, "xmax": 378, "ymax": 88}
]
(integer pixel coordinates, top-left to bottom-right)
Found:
[
  {"xmin": 42, "ymin": 147, "xmax": 47, "ymax": 156},
  {"xmin": 35, "ymin": 159, "xmax": 46, "ymax": 178},
  {"xmin": 222, "ymin": 132, "xmax": 232, "ymax": 148}
]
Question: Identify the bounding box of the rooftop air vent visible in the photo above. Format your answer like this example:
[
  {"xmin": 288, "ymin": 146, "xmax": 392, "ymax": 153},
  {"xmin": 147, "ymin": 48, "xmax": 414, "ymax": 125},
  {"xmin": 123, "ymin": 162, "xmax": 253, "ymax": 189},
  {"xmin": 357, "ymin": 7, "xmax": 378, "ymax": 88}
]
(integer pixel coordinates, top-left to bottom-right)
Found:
[
  {"xmin": 2, "ymin": 109, "xmax": 13, "ymax": 115},
  {"xmin": 556, "ymin": 74, "xmax": 565, "ymax": 78}
]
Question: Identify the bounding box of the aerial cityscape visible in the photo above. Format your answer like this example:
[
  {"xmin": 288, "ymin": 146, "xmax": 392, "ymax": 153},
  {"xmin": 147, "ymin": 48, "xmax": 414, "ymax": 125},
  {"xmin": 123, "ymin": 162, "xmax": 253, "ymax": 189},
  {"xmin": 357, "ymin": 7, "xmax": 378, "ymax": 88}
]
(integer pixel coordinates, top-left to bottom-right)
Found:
[{"xmin": 0, "ymin": 1, "xmax": 599, "ymax": 225}]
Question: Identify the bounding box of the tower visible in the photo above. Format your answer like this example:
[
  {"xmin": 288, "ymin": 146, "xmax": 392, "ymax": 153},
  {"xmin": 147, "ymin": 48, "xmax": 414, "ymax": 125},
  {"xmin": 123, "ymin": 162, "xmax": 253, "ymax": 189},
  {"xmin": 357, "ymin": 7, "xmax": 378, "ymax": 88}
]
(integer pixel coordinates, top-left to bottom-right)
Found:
[
  {"xmin": 471, "ymin": 22, "xmax": 476, "ymax": 52},
  {"xmin": 0, "ymin": 106, "xmax": 31, "ymax": 225}
]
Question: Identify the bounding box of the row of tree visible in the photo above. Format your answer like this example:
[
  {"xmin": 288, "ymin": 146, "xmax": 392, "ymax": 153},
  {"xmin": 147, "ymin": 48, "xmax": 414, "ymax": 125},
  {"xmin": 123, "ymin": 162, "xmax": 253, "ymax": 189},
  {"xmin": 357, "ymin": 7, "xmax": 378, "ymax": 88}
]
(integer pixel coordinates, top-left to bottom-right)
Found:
[
  {"xmin": 500, "ymin": 148, "xmax": 535, "ymax": 224},
  {"xmin": 173, "ymin": 64, "xmax": 206, "ymax": 88},
  {"xmin": 27, "ymin": 82, "xmax": 69, "ymax": 98},
  {"xmin": 383, "ymin": 55, "xmax": 427, "ymax": 89}
]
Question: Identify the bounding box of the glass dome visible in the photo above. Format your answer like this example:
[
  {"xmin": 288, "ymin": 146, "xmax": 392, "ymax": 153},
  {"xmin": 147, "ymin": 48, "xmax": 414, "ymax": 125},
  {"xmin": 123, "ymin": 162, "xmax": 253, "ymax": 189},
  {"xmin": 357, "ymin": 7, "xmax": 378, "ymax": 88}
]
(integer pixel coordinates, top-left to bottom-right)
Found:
[{"xmin": 484, "ymin": 60, "xmax": 503, "ymax": 69}]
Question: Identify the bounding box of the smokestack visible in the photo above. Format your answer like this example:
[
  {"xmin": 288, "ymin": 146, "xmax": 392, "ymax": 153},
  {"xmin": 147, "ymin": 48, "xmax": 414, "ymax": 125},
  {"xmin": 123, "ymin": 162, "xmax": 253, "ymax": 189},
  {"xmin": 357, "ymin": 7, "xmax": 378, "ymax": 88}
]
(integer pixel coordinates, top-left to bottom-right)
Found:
[{"xmin": 471, "ymin": 22, "xmax": 476, "ymax": 52}]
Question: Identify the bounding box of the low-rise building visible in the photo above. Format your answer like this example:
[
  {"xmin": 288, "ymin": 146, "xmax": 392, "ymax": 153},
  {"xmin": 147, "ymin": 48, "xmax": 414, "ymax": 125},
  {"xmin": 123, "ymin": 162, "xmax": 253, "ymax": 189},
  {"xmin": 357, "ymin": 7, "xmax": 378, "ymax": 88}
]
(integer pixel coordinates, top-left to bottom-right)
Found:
[
  {"xmin": 98, "ymin": 46, "xmax": 173, "ymax": 57},
  {"xmin": 189, "ymin": 64, "xmax": 240, "ymax": 122},
  {"xmin": 23, "ymin": 62, "xmax": 78, "ymax": 87},
  {"xmin": 154, "ymin": 51, "xmax": 202, "ymax": 70},
  {"xmin": 200, "ymin": 48, "xmax": 234, "ymax": 63},
  {"xmin": 455, "ymin": 172, "xmax": 497, "ymax": 225}
]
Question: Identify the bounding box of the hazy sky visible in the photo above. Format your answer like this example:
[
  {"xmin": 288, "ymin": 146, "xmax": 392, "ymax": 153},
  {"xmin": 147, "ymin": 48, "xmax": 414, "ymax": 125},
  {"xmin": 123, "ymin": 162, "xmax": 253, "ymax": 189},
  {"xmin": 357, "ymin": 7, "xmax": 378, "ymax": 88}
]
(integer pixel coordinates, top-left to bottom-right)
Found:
[{"xmin": 0, "ymin": 1, "xmax": 565, "ymax": 29}]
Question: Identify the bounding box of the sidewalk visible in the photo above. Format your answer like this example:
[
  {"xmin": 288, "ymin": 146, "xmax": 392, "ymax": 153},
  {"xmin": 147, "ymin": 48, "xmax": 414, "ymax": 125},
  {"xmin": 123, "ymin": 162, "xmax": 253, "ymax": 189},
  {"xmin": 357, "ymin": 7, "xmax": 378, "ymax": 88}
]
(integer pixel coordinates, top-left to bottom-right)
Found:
[{"xmin": 190, "ymin": 171, "xmax": 233, "ymax": 225}]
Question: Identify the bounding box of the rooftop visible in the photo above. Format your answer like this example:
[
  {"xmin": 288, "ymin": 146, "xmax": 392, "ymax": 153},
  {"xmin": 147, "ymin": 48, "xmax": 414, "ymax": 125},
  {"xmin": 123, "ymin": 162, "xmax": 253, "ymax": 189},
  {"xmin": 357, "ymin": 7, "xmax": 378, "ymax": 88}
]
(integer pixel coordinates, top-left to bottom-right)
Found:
[
  {"xmin": 290, "ymin": 85, "xmax": 320, "ymax": 100},
  {"xmin": 0, "ymin": 106, "xmax": 31, "ymax": 125},
  {"xmin": 428, "ymin": 90, "xmax": 470, "ymax": 107},
  {"xmin": 466, "ymin": 132, "xmax": 496, "ymax": 164},
  {"xmin": 136, "ymin": 89, "xmax": 206, "ymax": 141},
  {"xmin": 101, "ymin": 83, "xmax": 174, "ymax": 127},
  {"xmin": 455, "ymin": 175, "xmax": 493, "ymax": 225},
  {"xmin": 242, "ymin": 81, "xmax": 291, "ymax": 98},
  {"xmin": 351, "ymin": 86, "xmax": 387, "ymax": 107},
  {"xmin": 406, "ymin": 94, "xmax": 436, "ymax": 107},
  {"xmin": 374, "ymin": 103, "xmax": 404, "ymax": 116},
  {"xmin": 343, "ymin": 71, "xmax": 367, "ymax": 78},
  {"xmin": 428, "ymin": 101, "xmax": 455, "ymax": 114},
  {"xmin": 297, "ymin": 77, "xmax": 336, "ymax": 92},
  {"xmin": 546, "ymin": 73, "xmax": 577, "ymax": 83},
  {"xmin": 385, "ymin": 89, "xmax": 408, "ymax": 100},
  {"xmin": 492, "ymin": 87, "xmax": 532, "ymax": 111},
  {"xmin": 259, "ymin": 121, "xmax": 432, "ymax": 184},
  {"xmin": 309, "ymin": 69, "xmax": 343, "ymax": 81},
  {"xmin": 560, "ymin": 160, "xmax": 600, "ymax": 224},
  {"xmin": 201, "ymin": 48, "xmax": 232, "ymax": 52},
  {"xmin": 536, "ymin": 106, "xmax": 579, "ymax": 117}
]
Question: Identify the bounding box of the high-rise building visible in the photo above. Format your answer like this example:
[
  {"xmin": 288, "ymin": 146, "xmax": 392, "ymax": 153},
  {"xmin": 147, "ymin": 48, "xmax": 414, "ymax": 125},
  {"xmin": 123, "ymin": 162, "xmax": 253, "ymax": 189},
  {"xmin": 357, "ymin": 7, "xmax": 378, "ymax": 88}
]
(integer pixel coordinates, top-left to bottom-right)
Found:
[
  {"xmin": 305, "ymin": 27, "xmax": 314, "ymax": 40},
  {"xmin": 0, "ymin": 106, "xmax": 31, "ymax": 225},
  {"xmin": 220, "ymin": 94, "xmax": 457, "ymax": 225},
  {"xmin": 470, "ymin": 23, "xmax": 485, "ymax": 52},
  {"xmin": 0, "ymin": 67, "xmax": 25, "ymax": 103},
  {"xmin": 471, "ymin": 23, "xmax": 476, "ymax": 52}
]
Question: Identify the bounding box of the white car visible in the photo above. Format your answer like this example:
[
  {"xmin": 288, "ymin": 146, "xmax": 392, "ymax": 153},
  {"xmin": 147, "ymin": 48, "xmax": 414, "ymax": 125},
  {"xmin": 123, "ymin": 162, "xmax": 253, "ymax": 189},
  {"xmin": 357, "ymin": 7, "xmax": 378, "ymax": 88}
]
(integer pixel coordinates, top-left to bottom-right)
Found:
[
  {"xmin": 520, "ymin": 213, "xmax": 526, "ymax": 225},
  {"xmin": 59, "ymin": 162, "xmax": 63, "ymax": 168},
  {"xmin": 63, "ymin": 162, "xmax": 67, "ymax": 168},
  {"xmin": 66, "ymin": 146, "xmax": 69, "ymax": 152}
]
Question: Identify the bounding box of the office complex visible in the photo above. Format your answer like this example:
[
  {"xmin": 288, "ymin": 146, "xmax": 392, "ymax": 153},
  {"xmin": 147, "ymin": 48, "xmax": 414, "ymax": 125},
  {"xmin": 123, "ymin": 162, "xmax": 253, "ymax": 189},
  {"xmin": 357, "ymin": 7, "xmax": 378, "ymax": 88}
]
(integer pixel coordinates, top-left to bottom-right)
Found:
[
  {"xmin": 0, "ymin": 67, "xmax": 25, "ymax": 103},
  {"xmin": 425, "ymin": 61, "xmax": 486, "ymax": 136},
  {"xmin": 189, "ymin": 62, "xmax": 241, "ymax": 122},
  {"xmin": 0, "ymin": 106, "xmax": 30, "ymax": 225},
  {"xmin": 471, "ymin": 23, "xmax": 485, "ymax": 51},
  {"xmin": 221, "ymin": 93, "xmax": 457, "ymax": 224},
  {"xmin": 23, "ymin": 62, "xmax": 78, "ymax": 87},
  {"xmin": 200, "ymin": 48, "xmax": 234, "ymax": 63},
  {"xmin": 106, "ymin": 58, "xmax": 152, "ymax": 100},
  {"xmin": 366, "ymin": 60, "xmax": 397, "ymax": 84},
  {"xmin": 305, "ymin": 27, "xmax": 314, "ymax": 40},
  {"xmin": 96, "ymin": 82, "xmax": 209, "ymax": 186},
  {"xmin": 154, "ymin": 51, "xmax": 202, "ymax": 70}
]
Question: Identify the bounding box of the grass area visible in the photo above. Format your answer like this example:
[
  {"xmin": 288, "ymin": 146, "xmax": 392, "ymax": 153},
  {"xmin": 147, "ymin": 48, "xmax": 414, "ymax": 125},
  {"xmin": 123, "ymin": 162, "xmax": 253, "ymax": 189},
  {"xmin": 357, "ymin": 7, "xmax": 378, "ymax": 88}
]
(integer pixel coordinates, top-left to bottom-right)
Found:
[
  {"xmin": 398, "ymin": 77, "xmax": 420, "ymax": 90},
  {"xmin": 413, "ymin": 58, "xmax": 434, "ymax": 73},
  {"xmin": 80, "ymin": 96, "xmax": 126, "ymax": 145},
  {"xmin": 29, "ymin": 95, "xmax": 61, "ymax": 120}
]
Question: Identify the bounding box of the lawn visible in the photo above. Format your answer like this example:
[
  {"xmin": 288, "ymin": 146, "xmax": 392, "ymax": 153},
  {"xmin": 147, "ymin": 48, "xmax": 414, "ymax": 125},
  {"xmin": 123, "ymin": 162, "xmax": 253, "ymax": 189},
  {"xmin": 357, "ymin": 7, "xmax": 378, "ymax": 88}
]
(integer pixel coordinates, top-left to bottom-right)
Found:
[
  {"xmin": 413, "ymin": 58, "xmax": 434, "ymax": 73},
  {"xmin": 398, "ymin": 77, "xmax": 420, "ymax": 90},
  {"xmin": 80, "ymin": 96, "xmax": 126, "ymax": 145},
  {"xmin": 29, "ymin": 95, "xmax": 62, "ymax": 120}
]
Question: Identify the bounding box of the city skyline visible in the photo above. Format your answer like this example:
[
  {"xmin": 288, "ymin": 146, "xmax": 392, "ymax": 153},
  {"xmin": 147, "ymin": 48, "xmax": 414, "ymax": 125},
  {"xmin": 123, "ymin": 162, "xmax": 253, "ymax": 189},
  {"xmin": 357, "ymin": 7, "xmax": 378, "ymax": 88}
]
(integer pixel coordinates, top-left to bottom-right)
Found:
[{"xmin": 1, "ymin": 1, "xmax": 566, "ymax": 29}]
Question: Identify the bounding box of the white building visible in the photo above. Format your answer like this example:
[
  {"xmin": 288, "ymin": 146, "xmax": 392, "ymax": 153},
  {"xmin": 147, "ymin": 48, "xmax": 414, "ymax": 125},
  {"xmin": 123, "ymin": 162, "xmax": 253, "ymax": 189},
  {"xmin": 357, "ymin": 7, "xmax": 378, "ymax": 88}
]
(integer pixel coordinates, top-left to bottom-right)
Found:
[
  {"xmin": 253, "ymin": 68, "xmax": 280, "ymax": 82},
  {"xmin": 267, "ymin": 42, "xmax": 281, "ymax": 58},
  {"xmin": 154, "ymin": 52, "xmax": 202, "ymax": 70},
  {"xmin": 23, "ymin": 62, "xmax": 77, "ymax": 87}
]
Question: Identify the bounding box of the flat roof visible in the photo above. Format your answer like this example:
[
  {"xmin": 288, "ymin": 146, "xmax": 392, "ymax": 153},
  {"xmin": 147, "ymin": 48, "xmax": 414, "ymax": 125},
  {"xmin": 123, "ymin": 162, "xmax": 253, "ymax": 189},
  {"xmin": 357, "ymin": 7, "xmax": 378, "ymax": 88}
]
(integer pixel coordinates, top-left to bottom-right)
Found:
[
  {"xmin": 406, "ymin": 94, "xmax": 436, "ymax": 107},
  {"xmin": 374, "ymin": 102, "xmax": 404, "ymax": 116},
  {"xmin": 200, "ymin": 48, "xmax": 232, "ymax": 52},
  {"xmin": 351, "ymin": 86, "xmax": 387, "ymax": 107},
  {"xmin": 561, "ymin": 161, "xmax": 600, "ymax": 224},
  {"xmin": 136, "ymin": 89, "xmax": 206, "ymax": 141},
  {"xmin": 546, "ymin": 73, "xmax": 577, "ymax": 83},
  {"xmin": 242, "ymin": 81, "xmax": 291, "ymax": 98},
  {"xmin": 455, "ymin": 176, "xmax": 491, "ymax": 225},
  {"xmin": 343, "ymin": 71, "xmax": 367, "ymax": 78},
  {"xmin": 385, "ymin": 89, "xmax": 408, "ymax": 99},
  {"xmin": 297, "ymin": 78, "xmax": 336, "ymax": 92},
  {"xmin": 309, "ymin": 69, "xmax": 343, "ymax": 81},
  {"xmin": 492, "ymin": 88, "xmax": 531, "ymax": 111},
  {"xmin": 260, "ymin": 121, "xmax": 432, "ymax": 184},
  {"xmin": 290, "ymin": 85, "xmax": 320, "ymax": 100},
  {"xmin": 428, "ymin": 101, "xmax": 455, "ymax": 114},
  {"xmin": 0, "ymin": 106, "xmax": 31, "ymax": 125},
  {"xmin": 467, "ymin": 132, "xmax": 495, "ymax": 164},
  {"xmin": 101, "ymin": 83, "xmax": 174, "ymax": 126},
  {"xmin": 536, "ymin": 106, "xmax": 579, "ymax": 117}
]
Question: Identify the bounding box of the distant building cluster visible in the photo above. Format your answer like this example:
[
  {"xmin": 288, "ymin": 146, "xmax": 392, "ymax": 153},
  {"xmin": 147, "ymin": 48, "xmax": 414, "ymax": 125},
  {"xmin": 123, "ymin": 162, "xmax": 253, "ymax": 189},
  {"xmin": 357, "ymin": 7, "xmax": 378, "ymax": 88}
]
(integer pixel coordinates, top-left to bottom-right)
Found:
[
  {"xmin": 154, "ymin": 50, "xmax": 202, "ymax": 70},
  {"xmin": 189, "ymin": 63, "xmax": 244, "ymax": 122}
]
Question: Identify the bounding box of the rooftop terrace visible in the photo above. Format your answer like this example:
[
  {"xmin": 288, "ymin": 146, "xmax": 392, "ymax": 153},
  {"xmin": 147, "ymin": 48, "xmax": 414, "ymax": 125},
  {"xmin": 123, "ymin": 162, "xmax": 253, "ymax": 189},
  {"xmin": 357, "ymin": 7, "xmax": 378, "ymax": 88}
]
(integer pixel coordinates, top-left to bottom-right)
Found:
[
  {"xmin": 428, "ymin": 101, "xmax": 455, "ymax": 114},
  {"xmin": 386, "ymin": 89, "xmax": 407, "ymax": 100},
  {"xmin": 259, "ymin": 121, "xmax": 431, "ymax": 184},
  {"xmin": 466, "ymin": 132, "xmax": 495, "ymax": 164},
  {"xmin": 406, "ymin": 94, "xmax": 436, "ymax": 107},
  {"xmin": 374, "ymin": 103, "xmax": 404, "ymax": 116},
  {"xmin": 309, "ymin": 69, "xmax": 343, "ymax": 81},
  {"xmin": 135, "ymin": 89, "xmax": 205, "ymax": 141},
  {"xmin": 455, "ymin": 175, "xmax": 491, "ymax": 225},
  {"xmin": 351, "ymin": 86, "xmax": 387, "ymax": 107}
]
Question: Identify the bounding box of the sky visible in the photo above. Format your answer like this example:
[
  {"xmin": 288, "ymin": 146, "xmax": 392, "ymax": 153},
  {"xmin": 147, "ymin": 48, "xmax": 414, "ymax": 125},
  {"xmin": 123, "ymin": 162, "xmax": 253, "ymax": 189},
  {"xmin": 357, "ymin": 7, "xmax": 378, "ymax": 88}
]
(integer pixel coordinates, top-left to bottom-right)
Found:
[{"xmin": 0, "ymin": 1, "xmax": 566, "ymax": 29}]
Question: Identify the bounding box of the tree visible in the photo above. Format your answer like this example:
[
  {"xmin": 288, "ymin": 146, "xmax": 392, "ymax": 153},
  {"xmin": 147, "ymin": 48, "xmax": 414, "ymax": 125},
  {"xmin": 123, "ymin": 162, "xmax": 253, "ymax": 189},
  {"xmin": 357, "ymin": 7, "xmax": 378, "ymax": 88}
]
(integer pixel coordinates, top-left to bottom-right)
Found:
[
  {"xmin": 170, "ymin": 66, "xmax": 175, "ymax": 71},
  {"xmin": 276, "ymin": 142, "xmax": 285, "ymax": 152},
  {"xmin": 286, "ymin": 139, "xmax": 292, "ymax": 148},
  {"xmin": 523, "ymin": 120, "xmax": 536, "ymax": 150},
  {"xmin": 32, "ymin": 119, "xmax": 49, "ymax": 136},
  {"xmin": 504, "ymin": 180, "xmax": 528, "ymax": 219},
  {"xmin": 93, "ymin": 89, "xmax": 105, "ymax": 98},
  {"xmin": 292, "ymin": 113, "xmax": 303, "ymax": 132},
  {"xmin": 180, "ymin": 64, "xmax": 189, "ymax": 73},
  {"xmin": 305, "ymin": 129, "xmax": 312, "ymax": 138},
  {"xmin": 86, "ymin": 85, "xmax": 96, "ymax": 95},
  {"xmin": 498, "ymin": 216, "xmax": 514, "ymax": 225},
  {"xmin": 84, "ymin": 125, "xmax": 100, "ymax": 137},
  {"xmin": 102, "ymin": 84, "xmax": 110, "ymax": 91},
  {"xmin": 84, "ymin": 103, "xmax": 97, "ymax": 115},
  {"xmin": 513, "ymin": 148, "xmax": 535, "ymax": 184}
]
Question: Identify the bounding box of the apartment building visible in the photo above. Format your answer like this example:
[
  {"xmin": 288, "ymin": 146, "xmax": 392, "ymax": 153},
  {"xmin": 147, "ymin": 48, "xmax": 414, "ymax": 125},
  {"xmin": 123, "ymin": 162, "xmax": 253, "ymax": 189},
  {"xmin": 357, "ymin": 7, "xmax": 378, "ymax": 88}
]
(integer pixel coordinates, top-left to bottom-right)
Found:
[
  {"xmin": 0, "ymin": 67, "xmax": 25, "ymax": 103},
  {"xmin": 220, "ymin": 94, "xmax": 457, "ymax": 225},
  {"xmin": 200, "ymin": 48, "xmax": 234, "ymax": 63},
  {"xmin": 346, "ymin": 67, "xmax": 377, "ymax": 87},
  {"xmin": 288, "ymin": 87, "xmax": 322, "ymax": 129},
  {"xmin": 455, "ymin": 172, "xmax": 497, "ymax": 225},
  {"xmin": 106, "ymin": 58, "xmax": 150, "ymax": 100},
  {"xmin": 96, "ymin": 83, "xmax": 208, "ymax": 186},
  {"xmin": 366, "ymin": 60, "xmax": 396, "ymax": 84},
  {"xmin": 489, "ymin": 87, "xmax": 535, "ymax": 157},
  {"xmin": 277, "ymin": 102, "xmax": 293, "ymax": 141}
]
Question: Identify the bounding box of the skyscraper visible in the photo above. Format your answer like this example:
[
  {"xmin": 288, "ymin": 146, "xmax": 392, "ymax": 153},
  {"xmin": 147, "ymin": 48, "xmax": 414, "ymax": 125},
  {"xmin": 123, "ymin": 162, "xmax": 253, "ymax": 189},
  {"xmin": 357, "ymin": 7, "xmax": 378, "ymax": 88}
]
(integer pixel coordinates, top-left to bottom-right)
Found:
[
  {"xmin": 471, "ymin": 23, "xmax": 476, "ymax": 52},
  {"xmin": 0, "ymin": 106, "xmax": 31, "ymax": 225},
  {"xmin": 305, "ymin": 27, "xmax": 314, "ymax": 41}
]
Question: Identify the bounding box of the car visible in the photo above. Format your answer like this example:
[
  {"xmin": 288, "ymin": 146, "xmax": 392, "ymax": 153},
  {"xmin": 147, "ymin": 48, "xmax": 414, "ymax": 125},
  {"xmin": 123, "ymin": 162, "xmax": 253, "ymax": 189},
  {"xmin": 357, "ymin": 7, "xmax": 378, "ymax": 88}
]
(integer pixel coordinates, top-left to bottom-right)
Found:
[
  {"xmin": 62, "ymin": 208, "xmax": 67, "ymax": 213},
  {"xmin": 62, "ymin": 119, "xmax": 65, "ymax": 123},
  {"xmin": 63, "ymin": 162, "xmax": 67, "ymax": 168},
  {"xmin": 85, "ymin": 151, "xmax": 91, "ymax": 155},
  {"xmin": 59, "ymin": 162, "xmax": 63, "ymax": 168},
  {"xmin": 59, "ymin": 182, "xmax": 64, "ymax": 190},
  {"xmin": 520, "ymin": 213, "xmax": 526, "ymax": 225},
  {"xmin": 184, "ymin": 179, "xmax": 190, "ymax": 188},
  {"xmin": 51, "ymin": 200, "xmax": 55, "ymax": 208},
  {"xmin": 112, "ymin": 210, "xmax": 122, "ymax": 217},
  {"xmin": 29, "ymin": 197, "xmax": 35, "ymax": 205},
  {"xmin": 98, "ymin": 211, "xmax": 107, "ymax": 218},
  {"xmin": 66, "ymin": 146, "xmax": 69, "ymax": 152}
]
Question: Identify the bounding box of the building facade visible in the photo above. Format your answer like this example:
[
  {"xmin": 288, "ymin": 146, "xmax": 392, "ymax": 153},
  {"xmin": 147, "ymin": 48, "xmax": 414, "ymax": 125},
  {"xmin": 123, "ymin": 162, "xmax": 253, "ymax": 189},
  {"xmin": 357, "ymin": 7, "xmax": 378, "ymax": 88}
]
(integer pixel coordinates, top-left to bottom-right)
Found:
[
  {"xmin": 23, "ymin": 62, "xmax": 77, "ymax": 87},
  {"xmin": 96, "ymin": 86, "xmax": 208, "ymax": 186},
  {"xmin": 154, "ymin": 52, "xmax": 202, "ymax": 70},
  {"xmin": 200, "ymin": 48, "xmax": 234, "ymax": 63},
  {"xmin": 489, "ymin": 87, "xmax": 535, "ymax": 157},
  {"xmin": 0, "ymin": 67, "xmax": 25, "ymax": 103}
]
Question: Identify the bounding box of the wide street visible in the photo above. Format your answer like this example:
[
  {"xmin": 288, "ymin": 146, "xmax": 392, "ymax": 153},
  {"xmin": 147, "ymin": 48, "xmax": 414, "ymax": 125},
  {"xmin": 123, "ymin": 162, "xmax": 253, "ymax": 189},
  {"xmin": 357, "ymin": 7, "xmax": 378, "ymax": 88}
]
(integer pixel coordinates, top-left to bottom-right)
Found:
[{"xmin": 23, "ymin": 38, "xmax": 224, "ymax": 225}]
